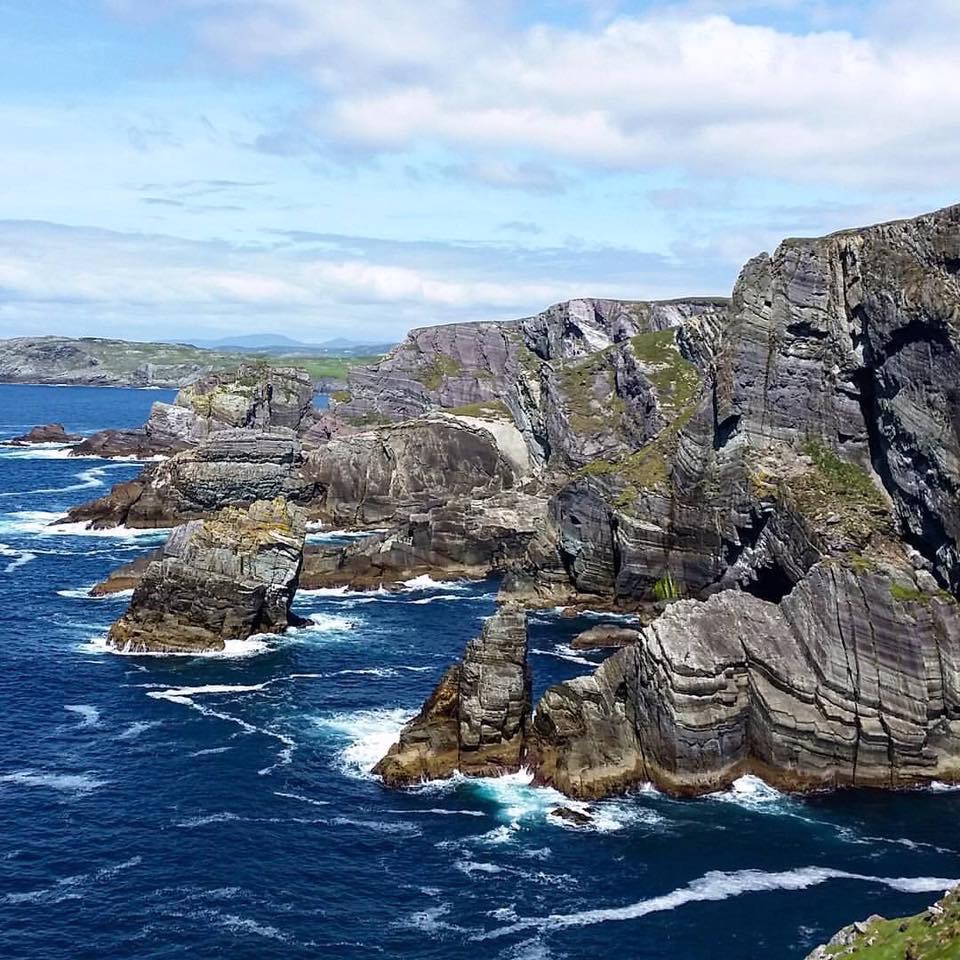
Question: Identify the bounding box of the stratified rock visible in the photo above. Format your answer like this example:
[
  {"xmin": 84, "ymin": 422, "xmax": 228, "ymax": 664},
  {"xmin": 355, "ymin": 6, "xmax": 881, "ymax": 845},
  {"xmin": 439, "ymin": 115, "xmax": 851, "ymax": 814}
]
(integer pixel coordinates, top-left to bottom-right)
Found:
[
  {"xmin": 73, "ymin": 364, "xmax": 315, "ymax": 458},
  {"xmin": 64, "ymin": 429, "xmax": 315, "ymax": 528},
  {"xmin": 8, "ymin": 423, "xmax": 82, "ymax": 445},
  {"xmin": 569, "ymin": 624, "xmax": 641, "ymax": 650},
  {"xmin": 302, "ymin": 417, "xmax": 521, "ymax": 526},
  {"xmin": 300, "ymin": 492, "xmax": 548, "ymax": 590},
  {"xmin": 529, "ymin": 560, "xmax": 960, "ymax": 798},
  {"xmin": 107, "ymin": 498, "xmax": 306, "ymax": 654},
  {"xmin": 374, "ymin": 606, "xmax": 531, "ymax": 784}
]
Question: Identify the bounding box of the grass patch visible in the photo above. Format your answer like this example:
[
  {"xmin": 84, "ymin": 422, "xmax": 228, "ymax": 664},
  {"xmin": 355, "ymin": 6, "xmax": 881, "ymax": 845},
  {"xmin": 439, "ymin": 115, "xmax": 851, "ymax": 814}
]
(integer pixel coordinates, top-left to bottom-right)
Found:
[
  {"xmin": 330, "ymin": 389, "xmax": 352, "ymax": 403},
  {"xmin": 417, "ymin": 354, "xmax": 463, "ymax": 390},
  {"xmin": 653, "ymin": 571, "xmax": 683, "ymax": 601},
  {"xmin": 558, "ymin": 351, "xmax": 625, "ymax": 434},
  {"xmin": 817, "ymin": 889, "xmax": 960, "ymax": 958},
  {"xmin": 629, "ymin": 328, "xmax": 702, "ymax": 419}
]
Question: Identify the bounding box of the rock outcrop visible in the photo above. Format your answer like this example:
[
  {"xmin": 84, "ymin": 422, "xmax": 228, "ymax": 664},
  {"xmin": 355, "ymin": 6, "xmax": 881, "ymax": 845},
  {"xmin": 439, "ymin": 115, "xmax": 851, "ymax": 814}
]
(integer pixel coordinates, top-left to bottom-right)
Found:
[
  {"xmin": 73, "ymin": 364, "xmax": 315, "ymax": 458},
  {"xmin": 107, "ymin": 498, "xmax": 306, "ymax": 654},
  {"xmin": 805, "ymin": 888, "xmax": 960, "ymax": 959},
  {"xmin": 300, "ymin": 492, "xmax": 549, "ymax": 590},
  {"xmin": 301, "ymin": 417, "xmax": 522, "ymax": 527},
  {"xmin": 529, "ymin": 560, "xmax": 960, "ymax": 797},
  {"xmin": 64, "ymin": 429, "xmax": 315, "ymax": 528},
  {"xmin": 7, "ymin": 423, "xmax": 82, "ymax": 445},
  {"xmin": 373, "ymin": 606, "xmax": 531, "ymax": 784}
]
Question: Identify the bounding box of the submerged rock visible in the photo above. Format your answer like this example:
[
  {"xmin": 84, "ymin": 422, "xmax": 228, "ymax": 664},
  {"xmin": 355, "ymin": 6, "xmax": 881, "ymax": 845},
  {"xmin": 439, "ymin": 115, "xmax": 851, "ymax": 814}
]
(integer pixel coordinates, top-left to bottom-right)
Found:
[
  {"xmin": 374, "ymin": 605, "xmax": 531, "ymax": 784},
  {"xmin": 107, "ymin": 498, "xmax": 306, "ymax": 654},
  {"xmin": 8, "ymin": 423, "xmax": 82, "ymax": 445}
]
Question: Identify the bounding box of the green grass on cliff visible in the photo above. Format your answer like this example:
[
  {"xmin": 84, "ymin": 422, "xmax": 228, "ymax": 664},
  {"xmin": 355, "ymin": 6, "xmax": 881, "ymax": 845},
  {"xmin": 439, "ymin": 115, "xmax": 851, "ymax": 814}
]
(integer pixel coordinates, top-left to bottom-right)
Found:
[
  {"xmin": 448, "ymin": 399, "xmax": 511, "ymax": 420},
  {"xmin": 416, "ymin": 354, "xmax": 463, "ymax": 390},
  {"xmin": 558, "ymin": 351, "xmax": 625, "ymax": 434},
  {"xmin": 629, "ymin": 328, "xmax": 702, "ymax": 420},
  {"xmin": 816, "ymin": 889, "xmax": 960, "ymax": 959}
]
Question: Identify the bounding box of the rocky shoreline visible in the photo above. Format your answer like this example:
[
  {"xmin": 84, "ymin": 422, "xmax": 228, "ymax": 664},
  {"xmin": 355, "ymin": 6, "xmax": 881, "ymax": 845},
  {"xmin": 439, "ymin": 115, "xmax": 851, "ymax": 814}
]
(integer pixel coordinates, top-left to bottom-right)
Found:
[{"xmin": 57, "ymin": 203, "xmax": 960, "ymax": 804}]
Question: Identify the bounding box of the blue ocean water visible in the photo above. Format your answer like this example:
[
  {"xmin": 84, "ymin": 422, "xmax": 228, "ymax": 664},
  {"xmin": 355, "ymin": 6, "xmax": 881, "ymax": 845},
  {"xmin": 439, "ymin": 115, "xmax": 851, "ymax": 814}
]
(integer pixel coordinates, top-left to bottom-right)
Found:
[{"xmin": 0, "ymin": 383, "xmax": 958, "ymax": 960}]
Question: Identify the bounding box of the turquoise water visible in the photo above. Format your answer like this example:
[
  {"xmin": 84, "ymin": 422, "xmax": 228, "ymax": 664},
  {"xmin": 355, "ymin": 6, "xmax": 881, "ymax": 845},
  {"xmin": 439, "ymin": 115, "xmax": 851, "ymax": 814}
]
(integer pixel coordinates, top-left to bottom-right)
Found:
[{"xmin": 0, "ymin": 383, "xmax": 957, "ymax": 960}]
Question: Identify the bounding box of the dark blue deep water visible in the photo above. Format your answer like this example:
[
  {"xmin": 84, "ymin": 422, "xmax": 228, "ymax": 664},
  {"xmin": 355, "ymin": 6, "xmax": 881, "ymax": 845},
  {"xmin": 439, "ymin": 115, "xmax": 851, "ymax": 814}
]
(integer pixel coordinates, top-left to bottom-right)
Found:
[{"xmin": 1, "ymin": 383, "xmax": 958, "ymax": 959}]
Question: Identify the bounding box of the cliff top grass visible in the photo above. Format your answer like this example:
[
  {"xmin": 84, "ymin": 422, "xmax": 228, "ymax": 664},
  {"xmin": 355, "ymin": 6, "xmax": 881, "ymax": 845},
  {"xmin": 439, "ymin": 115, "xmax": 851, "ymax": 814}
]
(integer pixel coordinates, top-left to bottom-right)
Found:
[
  {"xmin": 815, "ymin": 889, "xmax": 960, "ymax": 959},
  {"xmin": 753, "ymin": 439, "xmax": 892, "ymax": 546},
  {"xmin": 558, "ymin": 351, "xmax": 625, "ymax": 435},
  {"xmin": 629, "ymin": 328, "xmax": 702, "ymax": 420}
]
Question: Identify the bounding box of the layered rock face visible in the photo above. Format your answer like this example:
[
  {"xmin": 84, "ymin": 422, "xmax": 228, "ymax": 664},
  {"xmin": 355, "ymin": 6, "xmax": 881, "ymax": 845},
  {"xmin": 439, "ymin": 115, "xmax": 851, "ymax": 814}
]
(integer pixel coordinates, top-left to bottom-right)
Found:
[
  {"xmin": 107, "ymin": 498, "xmax": 306, "ymax": 654},
  {"xmin": 529, "ymin": 560, "xmax": 960, "ymax": 797},
  {"xmin": 332, "ymin": 298, "xmax": 727, "ymax": 471},
  {"xmin": 65, "ymin": 429, "xmax": 314, "ymax": 528},
  {"xmin": 374, "ymin": 606, "xmax": 531, "ymax": 784},
  {"xmin": 73, "ymin": 364, "xmax": 315, "ymax": 458},
  {"xmin": 301, "ymin": 492, "xmax": 549, "ymax": 590},
  {"xmin": 301, "ymin": 417, "xmax": 521, "ymax": 526}
]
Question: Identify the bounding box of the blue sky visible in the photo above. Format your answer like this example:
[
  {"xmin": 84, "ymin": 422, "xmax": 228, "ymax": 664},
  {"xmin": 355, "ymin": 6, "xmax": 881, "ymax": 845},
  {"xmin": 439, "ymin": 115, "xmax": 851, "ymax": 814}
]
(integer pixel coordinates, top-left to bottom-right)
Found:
[{"xmin": 1, "ymin": 0, "xmax": 958, "ymax": 343}]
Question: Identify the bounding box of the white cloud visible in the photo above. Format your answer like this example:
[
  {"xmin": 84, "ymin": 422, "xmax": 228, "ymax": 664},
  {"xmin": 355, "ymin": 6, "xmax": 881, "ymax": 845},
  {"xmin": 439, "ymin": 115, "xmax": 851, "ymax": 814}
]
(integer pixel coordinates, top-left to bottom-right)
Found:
[
  {"xmin": 0, "ymin": 220, "xmax": 704, "ymax": 341},
  {"xmin": 108, "ymin": 1, "xmax": 960, "ymax": 189}
]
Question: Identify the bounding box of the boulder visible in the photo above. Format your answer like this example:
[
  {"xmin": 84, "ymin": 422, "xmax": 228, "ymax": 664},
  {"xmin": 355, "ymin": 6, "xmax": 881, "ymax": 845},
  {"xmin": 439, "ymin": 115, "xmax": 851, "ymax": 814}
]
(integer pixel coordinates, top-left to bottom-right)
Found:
[
  {"xmin": 106, "ymin": 498, "xmax": 306, "ymax": 654},
  {"xmin": 8, "ymin": 423, "xmax": 82, "ymax": 445}
]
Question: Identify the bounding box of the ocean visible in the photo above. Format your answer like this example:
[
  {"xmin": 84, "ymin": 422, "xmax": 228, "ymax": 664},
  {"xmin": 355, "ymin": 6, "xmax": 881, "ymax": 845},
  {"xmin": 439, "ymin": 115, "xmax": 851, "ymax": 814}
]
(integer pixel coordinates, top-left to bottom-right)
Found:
[{"xmin": 0, "ymin": 383, "xmax": 957, "ymax": 959}]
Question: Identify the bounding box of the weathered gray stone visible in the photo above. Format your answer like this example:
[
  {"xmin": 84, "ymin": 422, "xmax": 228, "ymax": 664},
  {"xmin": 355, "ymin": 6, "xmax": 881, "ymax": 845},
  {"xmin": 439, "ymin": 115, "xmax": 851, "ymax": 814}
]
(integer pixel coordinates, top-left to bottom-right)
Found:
[{"xmin": 107, "ymin": 498, "xmax": 306, "ymax": 654}]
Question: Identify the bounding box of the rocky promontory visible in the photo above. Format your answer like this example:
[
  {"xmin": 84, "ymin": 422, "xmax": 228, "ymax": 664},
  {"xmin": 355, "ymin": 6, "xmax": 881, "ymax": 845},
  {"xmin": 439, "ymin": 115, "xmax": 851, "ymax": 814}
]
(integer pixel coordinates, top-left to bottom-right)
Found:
[
  {"xmin": 107, "ymin": 498, "xmax": 307, "ymax": 654},
  {"xmin": 7, "ymin": 423, "xmax": 82, "ymax": 445},
  {"xmin": 71, "ymin": 202, "xmax": 960, "ymax": 802}
]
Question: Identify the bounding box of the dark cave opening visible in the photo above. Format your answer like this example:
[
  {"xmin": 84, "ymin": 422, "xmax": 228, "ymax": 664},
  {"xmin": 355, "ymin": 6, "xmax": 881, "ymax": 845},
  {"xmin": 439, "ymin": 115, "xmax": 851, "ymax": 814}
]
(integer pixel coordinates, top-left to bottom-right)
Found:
[{"xmin": 741, "ymin": 562, "xmax": 796, "ymax": 604}]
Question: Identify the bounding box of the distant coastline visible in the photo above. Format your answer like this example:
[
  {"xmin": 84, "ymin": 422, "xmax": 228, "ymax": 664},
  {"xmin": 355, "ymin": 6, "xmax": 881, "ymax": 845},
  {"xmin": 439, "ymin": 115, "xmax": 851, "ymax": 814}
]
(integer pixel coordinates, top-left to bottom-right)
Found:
[{"xmin": 0, "ymin": 336, "xmax": 385, "ymax": 390}]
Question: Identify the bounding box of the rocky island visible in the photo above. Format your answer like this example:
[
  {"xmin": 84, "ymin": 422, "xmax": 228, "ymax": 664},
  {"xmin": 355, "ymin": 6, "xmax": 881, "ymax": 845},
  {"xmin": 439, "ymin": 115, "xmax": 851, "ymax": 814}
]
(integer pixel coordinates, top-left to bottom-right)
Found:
[{"xmin": 74, "ymin": 203, "xmax": 960, "ymax": 801}]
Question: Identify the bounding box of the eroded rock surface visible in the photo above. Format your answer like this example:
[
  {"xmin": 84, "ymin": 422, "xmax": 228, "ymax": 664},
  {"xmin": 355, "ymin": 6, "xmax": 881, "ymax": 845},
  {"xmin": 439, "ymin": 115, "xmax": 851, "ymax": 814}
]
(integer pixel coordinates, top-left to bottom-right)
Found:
[
  {"xmin": 374, "ymin": 606, "xmax": 531, "ymax": 784},
  {"xmin": 107, "ymin": 498, "xmax": 306, "ymax": 654},
  {"xmin": 530, "ymin": 561, "xmax": 960, "ymax": 797},
  {"xmin": 8, "ymin": 423, "xmax": 82, "ymax": 445},
  {"xmin": 73, "ymin": 364, "xmax": 315, "ymax": 458}
]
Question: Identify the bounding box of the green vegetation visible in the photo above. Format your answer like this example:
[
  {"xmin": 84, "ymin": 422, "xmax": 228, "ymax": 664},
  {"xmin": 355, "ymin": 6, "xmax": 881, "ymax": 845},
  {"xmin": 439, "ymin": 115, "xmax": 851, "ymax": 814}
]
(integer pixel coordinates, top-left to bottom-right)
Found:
[
  {"xmin": 653, "ymin": 571, "xmax": 682, "ymax": 601},
  {"xmin": 417, "ymin": 354, "xmax": 463, "ymax": 390},
  {"xmin": 629, "ymin": 328, "xmax": 702, "ymax": 420},
  {"xmin": 448, "ymin": 400, "xmax": 511, "ymax": 420},
  {"xmin": 330, "ymin": 389, "xmax": 352, "ymax": 403},
  {"xmin": 817, "ymin": 889, "xmax": 960, "ymax": 959},
  {"xmin": 558, "ymin": 351, "xmax": 625, "ymax": 434},
  {"xmin": 771, "ymin": 439, "xmax": 892, "ymax": 546},
  {"xmin": 890, "ymin": 581, "xmax": 956, "ymax": 606},
  {"xmin": 286, "ymin": 355, "xmax": 381, "ymax": 383}
]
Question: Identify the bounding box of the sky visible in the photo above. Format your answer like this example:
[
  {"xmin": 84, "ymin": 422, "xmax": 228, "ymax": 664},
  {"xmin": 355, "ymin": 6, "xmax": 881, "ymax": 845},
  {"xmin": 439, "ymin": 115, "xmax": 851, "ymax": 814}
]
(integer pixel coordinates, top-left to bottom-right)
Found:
[{"xmin": 0, "ymin": 0, "xmax": 958, "ymax": 344}]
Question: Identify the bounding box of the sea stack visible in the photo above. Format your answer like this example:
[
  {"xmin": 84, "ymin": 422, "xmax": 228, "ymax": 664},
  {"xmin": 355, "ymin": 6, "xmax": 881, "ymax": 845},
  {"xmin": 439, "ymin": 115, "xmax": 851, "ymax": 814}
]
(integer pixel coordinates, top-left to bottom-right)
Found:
[{"xmin": 107, "ymin": 497, "xmax": 307, "ymax": 654}]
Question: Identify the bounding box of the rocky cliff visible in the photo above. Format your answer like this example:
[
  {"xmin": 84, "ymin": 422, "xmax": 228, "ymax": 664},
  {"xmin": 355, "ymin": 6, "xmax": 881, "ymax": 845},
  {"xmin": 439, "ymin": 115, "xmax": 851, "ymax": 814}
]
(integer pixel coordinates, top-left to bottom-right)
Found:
[
  {"xmin": 372, "ymin": 204, "xmax": 960, "ymax": 799},
  {"xmin": 374, "ymin": 605, "xmax": 531, "ymax": 784},
  {"xmin": 805, "ymin": 888, "xmax": 960, "ymax": 959},
  {"xmin": 107, "ymin": 498, "xmax": 306, "ymax": 654},
  {"xmin": 73, "ymin": 363, "xmax": 315, "ymax": 458}
]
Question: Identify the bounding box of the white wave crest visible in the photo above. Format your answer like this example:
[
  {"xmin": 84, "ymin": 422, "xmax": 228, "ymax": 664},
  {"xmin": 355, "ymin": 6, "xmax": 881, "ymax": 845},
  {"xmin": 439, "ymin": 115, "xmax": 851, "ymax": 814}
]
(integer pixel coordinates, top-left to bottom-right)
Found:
[
  {"xmin": 64, "ymin": 704, "xmax": 101, "ymax": 727},
  {"xmin": 0, "ymin": 510, "xmax": 170, "ymax": 540},
  {"xmin": 480, "ymin": 867, "xmax": 960, "ymax": 939},
  {"xmin": 57, "ymin": 586, "xmax": 133, "ymax": 600},
  {"xmin": 0, "ymin": 542, "xmax": 36, "ymax": 572},
  {"xmin": 81, "ymin": 633, "xmax": 271, "ymax": 659},
  {"xmin": 2, "ymin": 856, "xmax": 142, "ymax": 906},
  {"xmin": 0, "ymin": 769, "xmax": 108, "ymax": 795},
  {"xmin": 314, "ymin": 706, "xmax": 413, "ymax": 779},
  {"xmin": 708, "ymin": 775, "xmax": 788, "ymax": 809}
]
